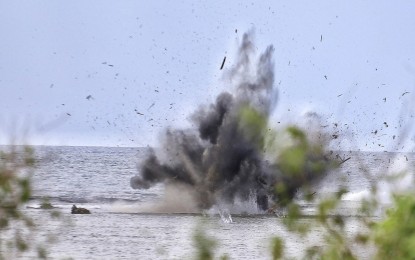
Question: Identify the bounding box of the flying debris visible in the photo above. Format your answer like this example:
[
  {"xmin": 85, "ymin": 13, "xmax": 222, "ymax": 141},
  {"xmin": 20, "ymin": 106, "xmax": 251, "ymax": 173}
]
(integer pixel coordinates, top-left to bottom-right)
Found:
[
  {"xmin": 102, "ymin": 61, "xmax": 114, "ymax": 67},
  {"xmin": 147, "ymin": 102, "xmax": 155, "ymax": 110},
  {"xmin": 338, "ymin": 157, "xmax": 351, "ymax": 166},
  {"xmin": 130, "ymin": 32, "xmax": 331, "ymax": 212},
  {"xmin": 134, "ymin": 109, "xmax": 144, "ymax": 115},
  {"xmin": 220, "ymin": 56, "xmax": 226, "ymax": 70}
]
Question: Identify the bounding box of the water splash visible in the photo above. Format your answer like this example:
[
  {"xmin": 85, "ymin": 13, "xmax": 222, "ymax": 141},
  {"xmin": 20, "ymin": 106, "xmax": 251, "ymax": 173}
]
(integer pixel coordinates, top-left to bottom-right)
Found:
[{"xmin": 218, "ymin": 208, "xmax": 233, "ymax": 224}]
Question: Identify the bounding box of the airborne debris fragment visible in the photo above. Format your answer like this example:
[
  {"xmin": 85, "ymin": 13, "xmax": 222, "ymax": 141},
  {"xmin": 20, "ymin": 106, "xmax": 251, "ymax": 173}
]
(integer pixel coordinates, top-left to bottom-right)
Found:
[
  {"xmin": 134, "ymin": 109, "xmax": 144, "ymax": 115},
  {"xmin": 338, "ymin": 157, "xmax": 351, "ymax": 166},
  {"xmin": 147, "ymin": 102, "xmax": 155, "ymax": 110},
  {"xmin": 220, "ymin": 56, "xmax": 226, "ymax": 70}
]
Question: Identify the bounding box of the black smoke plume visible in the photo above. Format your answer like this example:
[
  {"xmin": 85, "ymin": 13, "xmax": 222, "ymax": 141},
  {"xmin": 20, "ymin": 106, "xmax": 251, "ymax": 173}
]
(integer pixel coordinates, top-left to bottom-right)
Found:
[{"xmin": 131, "ymin": 32, "xmax": 330, "ymax": 211}]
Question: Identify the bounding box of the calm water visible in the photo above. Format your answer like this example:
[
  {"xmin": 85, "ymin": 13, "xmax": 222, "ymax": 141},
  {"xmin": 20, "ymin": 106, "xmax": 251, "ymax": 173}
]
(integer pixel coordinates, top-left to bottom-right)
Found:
[{"xmin": 13, "ymin": 146, "xmax": 414, "ymax": 259}]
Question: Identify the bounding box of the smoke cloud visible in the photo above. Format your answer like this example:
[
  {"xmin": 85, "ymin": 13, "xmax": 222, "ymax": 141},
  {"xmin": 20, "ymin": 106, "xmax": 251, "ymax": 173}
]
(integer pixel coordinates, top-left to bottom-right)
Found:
[{"xmin": 130, "ymin": 32, "xmax": 329, "ymax": 212}]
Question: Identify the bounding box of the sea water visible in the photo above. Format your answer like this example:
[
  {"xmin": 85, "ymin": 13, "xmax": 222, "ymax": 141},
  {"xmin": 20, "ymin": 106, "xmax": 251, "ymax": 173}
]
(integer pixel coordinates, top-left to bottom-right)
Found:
[{"xmin": 11, "ymin": 146, "xmax": 414, "ymax": 259}]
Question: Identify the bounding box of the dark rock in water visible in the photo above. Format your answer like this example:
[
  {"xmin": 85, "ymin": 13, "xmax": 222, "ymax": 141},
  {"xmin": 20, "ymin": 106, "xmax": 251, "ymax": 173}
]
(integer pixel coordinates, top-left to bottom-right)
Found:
[{"xmin": 71, "ymin": 205, "xmax": 91, "ymax": 214}]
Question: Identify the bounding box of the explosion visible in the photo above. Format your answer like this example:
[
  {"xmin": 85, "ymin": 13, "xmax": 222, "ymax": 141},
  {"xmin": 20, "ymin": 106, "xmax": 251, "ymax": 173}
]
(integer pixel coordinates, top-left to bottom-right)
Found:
[{"xmin": 131, "ymin": 32, "xmax": 331, "ymax": 212}]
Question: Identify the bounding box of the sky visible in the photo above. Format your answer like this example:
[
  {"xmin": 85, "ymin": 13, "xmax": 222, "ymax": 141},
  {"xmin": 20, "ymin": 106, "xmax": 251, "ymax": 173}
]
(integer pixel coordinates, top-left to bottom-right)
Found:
[{"xmin": 1, "ymin": 1, "xmax": 415, "ymax": 151}]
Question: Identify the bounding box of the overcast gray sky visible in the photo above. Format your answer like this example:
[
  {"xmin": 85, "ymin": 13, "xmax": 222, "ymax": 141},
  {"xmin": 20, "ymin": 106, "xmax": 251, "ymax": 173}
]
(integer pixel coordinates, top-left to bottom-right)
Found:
[{"xmin": 1, "ymin": 1, "xmax": 415, "ymax": 151}]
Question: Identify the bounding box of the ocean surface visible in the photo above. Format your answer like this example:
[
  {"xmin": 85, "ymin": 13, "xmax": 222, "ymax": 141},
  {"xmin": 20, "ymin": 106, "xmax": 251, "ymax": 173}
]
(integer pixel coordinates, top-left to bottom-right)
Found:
[{"xmin": 11, "ymin": 146, "xmax": 415, "ymax": 259}]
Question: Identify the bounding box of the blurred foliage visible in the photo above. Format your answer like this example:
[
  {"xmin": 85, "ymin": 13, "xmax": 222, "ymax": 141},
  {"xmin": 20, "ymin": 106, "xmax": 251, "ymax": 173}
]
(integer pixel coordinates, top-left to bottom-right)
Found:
[
  {"xmin": 2, "ymin": 107, "xmax": 412, "ymax": 259},
  {"xmin": 239, "ymin": 105, "xmax": 332, "ymax": 208},
  {"xmin": 192, "ymin": 104, "xmax": 415, "ymax": 259},
  {"xmin": 270, "ymin": 237, "xmax": 284, "ymax": 260},
  {"xmin": 0, "ymin": 145, "xmax": 38, "ymax": 258},
  {"xmin": 0, "ymin": 145, "xmax": 60, "ymax": 259},
  {"xmin": 374, "ymin": 194, "xmax": 415, "ymax": 259},
  {"xmin": 193, "ymin": 225, "xmax": 217, "ymax": 260},
  {"xmin": 238, "ymin": 105, "xmax": 267, "ymax": 148},
  {"xmin": 193, "ymin": 221, "xmax": 232, "ymax": 260}
]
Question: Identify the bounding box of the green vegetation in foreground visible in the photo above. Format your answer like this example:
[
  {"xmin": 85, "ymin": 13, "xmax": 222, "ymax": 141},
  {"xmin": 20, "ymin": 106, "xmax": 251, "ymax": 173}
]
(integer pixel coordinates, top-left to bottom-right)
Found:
[
  {"xmin": 0, "ymin": 145, "xmax": 63, "ymax": 259},
  {"xmin": 0, "ymin": 145, "xmax": 39, "ymax": 258},
  {"xmin": 1, "ymin": 107, "xmax": 414, "ymax": 260},
  {"xmin": 193, "ymin": 105, "xmax": 415, "ymax": 260}
]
